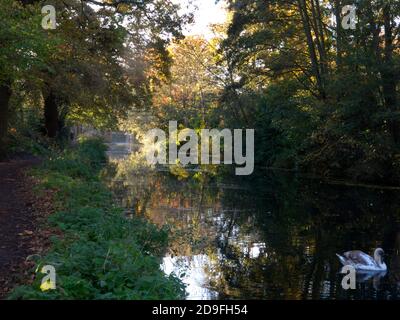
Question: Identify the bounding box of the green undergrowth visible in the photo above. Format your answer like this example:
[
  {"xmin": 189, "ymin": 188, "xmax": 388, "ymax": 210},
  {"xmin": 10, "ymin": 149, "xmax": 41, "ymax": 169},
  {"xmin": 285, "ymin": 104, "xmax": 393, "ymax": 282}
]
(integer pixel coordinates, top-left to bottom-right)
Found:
[{"xmin": 9, "ymin": 138, "xmax": 185, "ymax": 300}]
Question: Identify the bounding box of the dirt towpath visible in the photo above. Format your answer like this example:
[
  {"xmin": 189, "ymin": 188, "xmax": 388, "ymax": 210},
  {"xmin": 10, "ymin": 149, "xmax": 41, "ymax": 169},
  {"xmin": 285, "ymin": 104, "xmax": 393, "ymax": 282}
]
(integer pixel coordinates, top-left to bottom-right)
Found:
[{"xmin": 0, "ymin": 156, "xmax": 41, "ymax": 299}]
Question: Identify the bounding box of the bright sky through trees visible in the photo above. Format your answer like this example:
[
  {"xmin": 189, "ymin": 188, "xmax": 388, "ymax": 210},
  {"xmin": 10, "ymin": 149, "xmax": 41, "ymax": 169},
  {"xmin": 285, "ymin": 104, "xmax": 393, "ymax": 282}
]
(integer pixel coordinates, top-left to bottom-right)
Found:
[{"xmin": 174, "ymin": 0, "xmax": 228, "ymax": 39}]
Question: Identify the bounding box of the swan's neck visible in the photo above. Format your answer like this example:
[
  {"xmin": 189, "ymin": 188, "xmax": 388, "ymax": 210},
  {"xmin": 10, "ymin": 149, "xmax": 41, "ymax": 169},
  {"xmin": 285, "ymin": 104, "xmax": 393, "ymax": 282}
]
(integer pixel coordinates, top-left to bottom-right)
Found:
[{"xmin": 374, "ymin": 254, "xmax": 384, "ymax": 267}]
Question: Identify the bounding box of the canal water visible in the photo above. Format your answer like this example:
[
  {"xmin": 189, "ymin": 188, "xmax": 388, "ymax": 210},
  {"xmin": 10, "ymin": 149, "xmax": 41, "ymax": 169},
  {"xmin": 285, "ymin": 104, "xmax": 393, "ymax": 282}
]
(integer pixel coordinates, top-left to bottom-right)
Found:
[{"xmin": 106, "ymin": 146, "xmax": 400, "ymax": 300}]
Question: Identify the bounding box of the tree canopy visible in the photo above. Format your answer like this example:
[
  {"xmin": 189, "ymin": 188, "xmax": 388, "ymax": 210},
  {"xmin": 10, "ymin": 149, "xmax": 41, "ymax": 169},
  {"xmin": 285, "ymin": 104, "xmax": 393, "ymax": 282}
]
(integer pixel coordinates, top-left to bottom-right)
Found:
[{"xmin": 0, "ymin": 0, "xmax": 192, "ymax": 153}]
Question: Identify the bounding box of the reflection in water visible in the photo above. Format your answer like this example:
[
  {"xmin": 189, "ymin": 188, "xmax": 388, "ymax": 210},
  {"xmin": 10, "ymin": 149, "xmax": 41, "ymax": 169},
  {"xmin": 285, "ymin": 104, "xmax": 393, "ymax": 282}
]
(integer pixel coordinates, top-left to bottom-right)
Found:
[
  {"xmin": 163, "ymin": 255, "xmax": 218, "ymax": 300},
  {"xmin": 355, "ymin": 271, "xmax": 387, "ymax": 291},
  {"xmin": 106, "ymin": 152, "xmax": 400, "ymax": 300}
]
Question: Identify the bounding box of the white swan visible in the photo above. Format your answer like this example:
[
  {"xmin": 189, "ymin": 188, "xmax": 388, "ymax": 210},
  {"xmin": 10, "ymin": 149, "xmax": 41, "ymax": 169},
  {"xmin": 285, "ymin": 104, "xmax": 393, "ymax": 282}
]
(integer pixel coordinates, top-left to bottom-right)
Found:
[{"xmin": 336, "ymin": 248, "xmax": 387, "ymax": 272}]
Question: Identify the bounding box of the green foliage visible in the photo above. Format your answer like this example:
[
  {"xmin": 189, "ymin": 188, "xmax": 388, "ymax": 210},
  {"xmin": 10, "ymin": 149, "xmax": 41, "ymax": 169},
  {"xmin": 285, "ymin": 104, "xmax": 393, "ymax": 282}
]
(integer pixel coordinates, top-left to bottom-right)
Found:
[
  {"xmin": 0, "ymin": 0, "xmax": 192, "ymax": 154},
  {"xmin": 9, "ymin": 139, "xmax": 186, "ymax": 300},
  {"xmin": 218, "ymin": 0, "xmax": 400, "ymax": 184},
  {"xmin": 44, "ymin": 138, "xmax": 108, "ymax": 180},
  {"xmin": 0, "ymin": 0, "xmax": 56, "ymax": 82},
  {"xmin": 7, "ymin": 131, "xmax": 54, "ymax": 157}
]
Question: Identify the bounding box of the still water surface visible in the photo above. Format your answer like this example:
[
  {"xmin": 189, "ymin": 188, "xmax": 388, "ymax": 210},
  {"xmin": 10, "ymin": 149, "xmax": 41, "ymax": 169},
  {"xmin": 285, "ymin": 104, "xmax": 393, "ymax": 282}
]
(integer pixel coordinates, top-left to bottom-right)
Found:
[{"xmin": 106, "ymin": 153, "xmax": 400, "ymax": 300}]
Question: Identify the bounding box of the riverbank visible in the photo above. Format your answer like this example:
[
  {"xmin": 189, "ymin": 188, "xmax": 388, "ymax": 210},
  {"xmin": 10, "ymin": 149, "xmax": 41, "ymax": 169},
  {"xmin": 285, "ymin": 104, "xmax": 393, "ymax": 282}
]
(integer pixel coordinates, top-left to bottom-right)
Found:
[{"xmin": 7, "ymin": 138, "xmax": 185, "ymax": 300}]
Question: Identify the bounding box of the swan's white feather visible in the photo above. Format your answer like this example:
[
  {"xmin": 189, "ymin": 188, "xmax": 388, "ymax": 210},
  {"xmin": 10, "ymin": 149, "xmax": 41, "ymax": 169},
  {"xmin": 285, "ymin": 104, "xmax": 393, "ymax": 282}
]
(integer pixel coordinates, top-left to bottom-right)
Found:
[{"xmin": 337, "ymin": 250, "xmax": 387, "ymax": 271}]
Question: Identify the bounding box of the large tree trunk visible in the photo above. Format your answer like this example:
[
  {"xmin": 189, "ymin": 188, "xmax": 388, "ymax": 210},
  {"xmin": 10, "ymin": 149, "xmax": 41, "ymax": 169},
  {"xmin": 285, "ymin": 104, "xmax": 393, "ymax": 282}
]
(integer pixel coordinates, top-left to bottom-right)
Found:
[
  {"xmin": 44, "ymin": 90, "xmax": 59, "ymax": 138},
  {"xmin": 0, "ymin": 83, "xmax": 12, "ymax": 158}
]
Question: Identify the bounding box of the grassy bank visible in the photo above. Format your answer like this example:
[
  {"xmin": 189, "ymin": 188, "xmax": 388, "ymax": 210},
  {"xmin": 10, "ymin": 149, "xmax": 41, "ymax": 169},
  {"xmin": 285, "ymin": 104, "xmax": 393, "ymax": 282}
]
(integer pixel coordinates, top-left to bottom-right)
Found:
[{"xmin": 9, "ymin": 138, "xmax": 185, "ymax": 300}]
